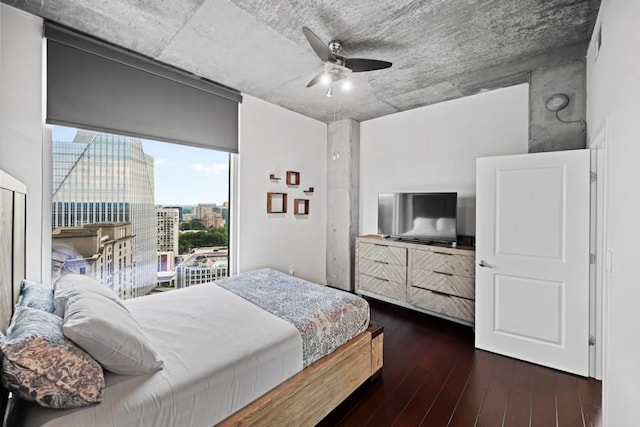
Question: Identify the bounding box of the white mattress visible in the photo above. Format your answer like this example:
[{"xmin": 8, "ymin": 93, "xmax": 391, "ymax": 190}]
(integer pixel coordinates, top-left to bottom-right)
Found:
[{"xmin": 23, "ymin": 284, "xmax": 303, "ymax": 427}]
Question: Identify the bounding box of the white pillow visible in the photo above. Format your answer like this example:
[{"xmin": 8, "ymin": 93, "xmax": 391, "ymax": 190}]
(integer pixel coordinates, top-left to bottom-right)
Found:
[
  {"xmin": 412, "ymin": 217, "xmax": 437, "ymax": 231},
  {"xmin": 435, "ymin": 217, "xmax": 456, "ymax": 233},
  {"xmin": 54, "ymin": 274, "xmax": 125, "ymax": 317},
  {"xmin": 62, "ymin": 293, "xmax": 164, "ymax": 375}
]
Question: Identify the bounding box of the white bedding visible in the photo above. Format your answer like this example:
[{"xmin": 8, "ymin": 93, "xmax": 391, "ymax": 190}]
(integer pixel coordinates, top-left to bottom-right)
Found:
[{"xmin": 23, "ymin": 284, "xmax": 303, "ymax": 427}]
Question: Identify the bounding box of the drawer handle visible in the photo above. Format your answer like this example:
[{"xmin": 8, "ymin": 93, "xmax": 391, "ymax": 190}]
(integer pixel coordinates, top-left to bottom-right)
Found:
[
  {"xmin": 373, "ymin": 244, "xmax": 387, "ymax": 247},
  {"xmin": 432, "ymin": 251, "xmax": 452, "ymax": 256},
  {"xmin": 430, "ymin": 290, "xmax": 451, "ymax": 297},
  {"xmin": 434, "ymin": 271, "xmax": 453, "ymax": 276},
  {"xmin": 378, "ymin": 278, "xmax": 389, "ymax": 282},
  {"xmin": 375, "ymin": 261, "xmax": 389, "ymax": 265}
]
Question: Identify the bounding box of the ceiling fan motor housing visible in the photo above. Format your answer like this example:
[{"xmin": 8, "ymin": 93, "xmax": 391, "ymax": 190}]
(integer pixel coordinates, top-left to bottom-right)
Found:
[{"xmin": 328, "ymin": 40, "xmax": 343, "ymax": 55}]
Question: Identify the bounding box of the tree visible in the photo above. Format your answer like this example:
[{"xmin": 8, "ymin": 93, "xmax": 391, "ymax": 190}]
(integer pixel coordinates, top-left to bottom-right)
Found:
[
  {"xmin": 178, "ymin": 226, "xmax": 228, "ymax": 254},
  {"xmin": 179, "ymin": 218, "xmax": 205, "ymax": 231},
  {"xmin": 208, "ymin": 226, "xmax": 228, "ymax": 246}
]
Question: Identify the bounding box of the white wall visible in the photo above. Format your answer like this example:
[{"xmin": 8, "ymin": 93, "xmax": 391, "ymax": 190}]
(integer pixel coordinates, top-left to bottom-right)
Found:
[
  {"xmin": 0, "ymin": 5, "xmax": 49, "ymax": 284},
  {"xmin": 238, "ymin": 95, "xmax": 327, "ymax": 283},
  {"xmin": 360, "ymin": 84, "xmax": 529, "ymax": 236},
  {"xmin": 586, "ymin": 2, "xmax": 640, "ymax": 424}
]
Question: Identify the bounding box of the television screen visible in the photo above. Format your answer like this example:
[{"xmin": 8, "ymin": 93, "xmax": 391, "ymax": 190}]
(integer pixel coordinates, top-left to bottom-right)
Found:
[{"xmin": 378, "ymin": 192, "xmax": 457, "ymax": 243}]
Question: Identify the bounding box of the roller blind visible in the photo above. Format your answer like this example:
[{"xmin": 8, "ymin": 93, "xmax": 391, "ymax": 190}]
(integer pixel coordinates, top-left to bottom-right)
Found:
[{"xmin": 45, "ymin": 22, "xmax": 241, "ymax": 152}]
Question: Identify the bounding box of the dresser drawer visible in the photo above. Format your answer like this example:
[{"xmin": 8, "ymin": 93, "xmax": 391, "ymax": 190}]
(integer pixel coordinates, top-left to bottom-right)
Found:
[
  {"xmin": 411, "ymin": 269, "xmax": 475, "ymax": 300},
  {"xmin": 408, "ymin": 286, "xmax": 474, "ymax": 323},
  {"xmin": 359, "ymin": 258, "xmax": 407, "ymax": 283},
  {"xmin": 358, "ymin": 241, "xmax": 407, "ymax": 266},
  {"xmin": 358, "ymin": 274, "xmax": 406, "ymax": 302},
  {"xmin": 412, "ymin": 249, "xmax": 475, "ymax": 278}
]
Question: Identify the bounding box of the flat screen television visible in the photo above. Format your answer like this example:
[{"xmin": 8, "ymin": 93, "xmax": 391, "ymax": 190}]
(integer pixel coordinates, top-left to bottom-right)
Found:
[{"xmin": 377, "ymin": 192, "xmax": 458, "ymax": 244}]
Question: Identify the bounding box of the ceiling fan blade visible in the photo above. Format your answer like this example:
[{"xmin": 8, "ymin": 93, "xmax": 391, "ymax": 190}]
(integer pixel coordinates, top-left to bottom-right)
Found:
[
  {"xmin": 302, "ymin": 27, "xmax": 336, "ymax": 62},
  {"xmin": 306, "ymin": 71, "xmax": 325, "ymax": 88},
  {"xmin": 344, "ymin": 58, "xmax": 392, "ymax": 72}
]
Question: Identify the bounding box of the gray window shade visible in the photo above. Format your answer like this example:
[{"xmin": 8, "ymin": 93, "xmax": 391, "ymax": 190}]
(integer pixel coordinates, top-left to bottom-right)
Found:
[{"xmin": 45, "ymin": 23, "xmax": 241, "ymax": 152}]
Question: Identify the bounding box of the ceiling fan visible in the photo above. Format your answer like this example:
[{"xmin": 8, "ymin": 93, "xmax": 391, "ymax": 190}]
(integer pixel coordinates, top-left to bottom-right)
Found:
[{"xmin": 302, "ymin": 27, "xmax": 392, "ymax": 96}]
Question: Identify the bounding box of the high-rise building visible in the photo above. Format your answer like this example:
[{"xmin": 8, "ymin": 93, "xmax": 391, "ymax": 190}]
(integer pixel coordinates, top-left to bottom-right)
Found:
[
  {"xmin": 156, "ymin": 207, "xmax": 179, "ymax": 254},
  {"xmin": 163, "ymin": 206, "xmax": 184, "ymax": 222},
  {"xmin": 156, "ymin": 207, "xmax": 179, "ymax": 286},
  {"xmin": 176, "ymin": 247, "xmax": 228, "ymax": 288},
  {"xmin": 52, "ymin": 223, "xmax": 136, "ymax": 299},
  {"xmin": 194, "ymin": 203, "xmax": 227, "ymax": 228},
  {"xmin": 202, "ymin": 211, "xmax": 225, "ymax": 228},
  {"xmin": 213, "ymin": 203, "xmax": 229, "ymax": 226},
  {"xmin": 52, "ymin": 130, "xmax": 157, "ymax": 297},
  {"xmin": 194, "ymin": 203, "xmax": 216, "ymax": 220},
  {"xmin": 157, "ymin": 251, "xmax": 176, "ymax": 287}
]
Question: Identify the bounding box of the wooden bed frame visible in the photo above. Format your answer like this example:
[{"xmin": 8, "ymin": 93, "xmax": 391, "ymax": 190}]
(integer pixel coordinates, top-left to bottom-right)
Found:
[
  {"xmin": 219, "ymin": 322, "xmax": 383, "ymax": 426},
  {"xmin": 0, "ymin": 168, "xmax": 383, "ymax": 427}
]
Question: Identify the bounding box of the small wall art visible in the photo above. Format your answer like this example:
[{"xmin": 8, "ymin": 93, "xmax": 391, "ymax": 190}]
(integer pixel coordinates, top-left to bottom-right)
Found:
[
  {"xmin": 294, "ymin": 198, "xmax": 310, "ymax": 215},
  {"xmin": 267, "ymin": 192, "xmax": 287, "ymax": 213},
  {"xmin": 286, "ymin": 171, "xmax": 300, "ymax": 186}
]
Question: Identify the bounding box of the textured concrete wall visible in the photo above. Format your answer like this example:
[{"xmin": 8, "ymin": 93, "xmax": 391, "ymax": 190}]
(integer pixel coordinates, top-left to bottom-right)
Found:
[
  {"xmin": 326, "ymin": 119, "xmax": 360, "ymax": 291},
  {"xmin": 529, "ymin": 60, "xmax": 586, "ymax": 152}
]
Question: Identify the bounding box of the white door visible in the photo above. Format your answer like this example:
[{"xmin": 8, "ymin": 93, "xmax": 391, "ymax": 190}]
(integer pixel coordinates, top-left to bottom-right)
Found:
[{"xmin": 475, "ymin": 150, "xmax": 590, "ymax": 376}]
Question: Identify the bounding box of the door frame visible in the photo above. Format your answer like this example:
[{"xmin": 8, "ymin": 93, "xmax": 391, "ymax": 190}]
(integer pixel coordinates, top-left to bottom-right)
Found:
[{"xmin": 589, "ymin": 119, "xmax": 608, "ymax": 380}]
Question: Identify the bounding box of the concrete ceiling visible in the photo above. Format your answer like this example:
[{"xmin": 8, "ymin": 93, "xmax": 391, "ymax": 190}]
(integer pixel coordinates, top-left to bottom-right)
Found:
[{"xmin": 8, "ymin": 0, "xmax": 600, "ymax": 123}]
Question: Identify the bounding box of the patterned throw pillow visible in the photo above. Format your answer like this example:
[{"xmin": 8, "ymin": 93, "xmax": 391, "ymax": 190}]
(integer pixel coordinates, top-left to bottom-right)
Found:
[
  {"xmin": 17, "ymin": 280, "xmax": 55, "ymax": 313},
  {"xmin": 0, "ymin": 307, "xmax": 105, "ymax": 408}
]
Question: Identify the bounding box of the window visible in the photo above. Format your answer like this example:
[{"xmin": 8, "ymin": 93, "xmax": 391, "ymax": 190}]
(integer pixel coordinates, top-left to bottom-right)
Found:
[{"xmin": 51, "ymin": 125, "xmax": 230, "ymax": 299}]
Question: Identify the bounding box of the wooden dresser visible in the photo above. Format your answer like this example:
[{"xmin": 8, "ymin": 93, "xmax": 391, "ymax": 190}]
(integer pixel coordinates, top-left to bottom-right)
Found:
[{"xmin": 355, "ymin": 235, "xmax": 476, "ymax": 326}]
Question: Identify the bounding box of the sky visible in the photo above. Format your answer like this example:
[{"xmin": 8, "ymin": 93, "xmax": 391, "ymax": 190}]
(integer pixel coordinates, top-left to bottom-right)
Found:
[{"xmin": 52, "ymin": 126, "xmax": 230, "ymax": 206}]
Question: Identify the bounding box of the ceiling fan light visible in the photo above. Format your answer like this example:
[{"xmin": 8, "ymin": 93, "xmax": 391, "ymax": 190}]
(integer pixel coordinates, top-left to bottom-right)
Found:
[
  {"xmin": 342, "ymin": 79, "xmax": 352, "ymax": 92},
  {"xmin": 326, "ymin": 85, "xmax": 333, "ymax": 97},
  {"xmin": 320, "ymin": 73, "xmax": 331, "ymax": 86}
]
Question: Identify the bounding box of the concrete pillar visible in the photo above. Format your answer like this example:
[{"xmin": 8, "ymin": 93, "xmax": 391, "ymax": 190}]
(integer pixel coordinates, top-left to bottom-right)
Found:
[
  {"xmin": 326, "ymin": 119, "xmax": 360, "ymax": 291},
  {"xmin": 529, "ymin": 59, "xmax": 586, "ymax": 152}
]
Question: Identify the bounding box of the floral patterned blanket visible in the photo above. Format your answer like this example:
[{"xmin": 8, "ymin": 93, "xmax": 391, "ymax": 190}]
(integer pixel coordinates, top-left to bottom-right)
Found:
[{"xmin": 215, "ymin": 268, "xmax": 370, "ymax": 367}]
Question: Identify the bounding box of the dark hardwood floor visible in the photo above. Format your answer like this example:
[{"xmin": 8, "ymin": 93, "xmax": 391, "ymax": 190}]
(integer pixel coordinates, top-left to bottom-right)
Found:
[{"xmin": 318, "ymin": 299, "xmax": 602, "ymax": 427}]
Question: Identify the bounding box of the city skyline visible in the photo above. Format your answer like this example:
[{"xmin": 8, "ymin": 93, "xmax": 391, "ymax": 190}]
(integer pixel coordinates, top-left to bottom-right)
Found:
[{"xmin": 52, "ymin": 125, "xmax": 230, "ymax": 206}]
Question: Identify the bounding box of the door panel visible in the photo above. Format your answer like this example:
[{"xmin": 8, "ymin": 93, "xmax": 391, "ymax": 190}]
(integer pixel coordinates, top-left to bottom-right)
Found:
[
  {"xmin": 494, "ymin": 274, "xmax": 563, "ymax": 345},
  {"xmin": 495, "ymin": 166, "xmax": 565, "ymax": 259},
  {"xmin": 476, "ymin": 150, "xmax": 590, "ymax": 376}
]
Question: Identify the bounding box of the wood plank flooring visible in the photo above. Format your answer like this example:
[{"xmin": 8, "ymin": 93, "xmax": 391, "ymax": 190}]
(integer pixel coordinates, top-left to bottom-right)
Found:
[{"xmin": 318, "ymin": 299, "xmax": 602, "ymax": 427}]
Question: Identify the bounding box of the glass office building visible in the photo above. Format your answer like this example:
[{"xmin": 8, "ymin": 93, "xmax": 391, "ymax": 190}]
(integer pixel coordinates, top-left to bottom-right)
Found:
[{"xmin": 52, "ymin": 130, "xmax": 157, "ymax": 297}]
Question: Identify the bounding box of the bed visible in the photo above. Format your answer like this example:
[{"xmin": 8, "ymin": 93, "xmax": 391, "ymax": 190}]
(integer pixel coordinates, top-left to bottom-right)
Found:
[{"xmin": 0, "ymin": 169, "xmax": 383, "ymax": 427}]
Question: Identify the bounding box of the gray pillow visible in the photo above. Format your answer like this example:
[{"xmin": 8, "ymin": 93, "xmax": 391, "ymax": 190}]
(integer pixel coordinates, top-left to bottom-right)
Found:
[
  {"xmin": 63, "ymin": 293, "xmax": 164, "ymax": 375},
  {"xmin": 54, "ymin": 274, "xmax": 126, "ymax": 317},
  {"xmin": 0, "ymin": 307, "xmax": 105, "ymax": 408},
  {"xmin": 17, "ymin": 279, "xmax": 55, "ymax": 313}
]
